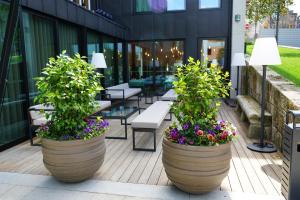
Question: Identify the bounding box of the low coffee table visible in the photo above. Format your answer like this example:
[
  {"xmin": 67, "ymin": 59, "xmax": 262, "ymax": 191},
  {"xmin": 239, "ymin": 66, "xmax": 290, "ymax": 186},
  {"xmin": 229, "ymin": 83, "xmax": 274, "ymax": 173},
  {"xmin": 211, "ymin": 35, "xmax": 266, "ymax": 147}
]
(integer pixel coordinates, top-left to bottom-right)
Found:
[{"xmin": 96, "ymin": 106, "xmax": 140, "ymax": 140}]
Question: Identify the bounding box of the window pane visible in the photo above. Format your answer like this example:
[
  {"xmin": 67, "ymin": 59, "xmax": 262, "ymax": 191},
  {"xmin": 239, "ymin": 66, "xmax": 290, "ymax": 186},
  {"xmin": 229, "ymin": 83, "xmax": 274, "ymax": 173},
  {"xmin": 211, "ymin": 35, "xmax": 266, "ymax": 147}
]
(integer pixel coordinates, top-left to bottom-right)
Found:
[
  {"xmin": 0, "ymin": 3, "xmax": 9, "ymax": 62},
  {"xmin": 103, "ymin": 36, "xmax": 115, "ymax": 87},
  {"xmin": 199, "ymin": 0, "xmax": 220, "ymax": 9},
  {"xmin": 117, "ymin": 43, "xmax": 124, "ymax": 84},
  {"xmin": 167, "ymin": 0, "xmax": 185, "ymax": 11},
  {"xmin": 136, "ymin": 0, "xmax": 151, "ymax": 12},
  {"xmin": 0, "ymin": 23, "xmax": 28, "ymax": 147},
  {"xmin": 200, "ymin": 39, "xmax": 225, "ymax": 68},
  {"xmin": 22, "ymin": 12, "xmax": 55, "ymax": 101},
  {"xmin": 154, "ymin": 40, "xmax": 183, "ymax": 91},
  {"xmin": 58, "ymin": 23, "xmax": 79, "ymax": 56},
  {"xmin": 87, "ymin": 31, "xmax": 100, "ymax": 63},
  {"xmin": 128, "ymin": 42, "xmax": 153, "ymax": 87}
]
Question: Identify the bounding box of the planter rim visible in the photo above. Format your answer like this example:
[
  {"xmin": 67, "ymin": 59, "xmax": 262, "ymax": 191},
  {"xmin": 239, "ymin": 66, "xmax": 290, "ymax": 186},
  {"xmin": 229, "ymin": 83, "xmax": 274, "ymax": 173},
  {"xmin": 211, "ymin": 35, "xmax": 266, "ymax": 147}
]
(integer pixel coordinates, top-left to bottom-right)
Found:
[
  {"xmin": 163, "ymin": 137, "xmax": 231, "ymax": 150},
  {"xmin": 41, "ymin": 133, "xmax": 106, "ymax": 144}
]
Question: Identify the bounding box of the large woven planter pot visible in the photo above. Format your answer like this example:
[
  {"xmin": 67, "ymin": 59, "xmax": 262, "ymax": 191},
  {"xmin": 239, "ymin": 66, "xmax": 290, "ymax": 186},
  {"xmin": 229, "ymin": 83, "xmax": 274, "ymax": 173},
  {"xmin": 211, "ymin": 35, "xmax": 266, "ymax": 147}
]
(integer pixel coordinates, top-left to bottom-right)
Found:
[
  {"xmin": 41, "ymin": 134, "xmax": 106, "ymax": 183},
  {"xmin": 162, "ymin": 138, "xmax": 231, "ymax": 194}
]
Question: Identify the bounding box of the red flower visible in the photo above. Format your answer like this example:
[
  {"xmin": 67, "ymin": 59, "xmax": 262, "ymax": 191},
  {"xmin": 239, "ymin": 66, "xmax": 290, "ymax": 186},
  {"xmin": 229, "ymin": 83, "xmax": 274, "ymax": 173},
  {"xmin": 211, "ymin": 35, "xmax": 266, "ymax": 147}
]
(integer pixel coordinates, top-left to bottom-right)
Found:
[
  {"xmin": 196, "ymin": 130, "xmax": 204, "ymax": 136},
  {"xmin": 207, "ymin": 134, "xmax": 215, "ymax": 141}
]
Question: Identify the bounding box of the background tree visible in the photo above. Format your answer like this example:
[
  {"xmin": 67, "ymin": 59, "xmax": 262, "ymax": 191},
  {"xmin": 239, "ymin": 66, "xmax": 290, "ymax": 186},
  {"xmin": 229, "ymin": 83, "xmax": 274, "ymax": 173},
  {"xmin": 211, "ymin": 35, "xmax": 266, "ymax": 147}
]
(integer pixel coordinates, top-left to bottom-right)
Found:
[{"xmin": 247, "ymin": 0, "xmax": 294, "ymax": 39}]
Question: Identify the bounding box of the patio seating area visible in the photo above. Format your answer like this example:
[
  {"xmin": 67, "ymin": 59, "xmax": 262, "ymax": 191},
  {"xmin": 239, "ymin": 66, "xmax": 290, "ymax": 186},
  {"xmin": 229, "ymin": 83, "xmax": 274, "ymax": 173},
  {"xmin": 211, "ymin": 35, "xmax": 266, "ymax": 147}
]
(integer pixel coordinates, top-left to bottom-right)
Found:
[{"xmin": 0, "ymin": 98, "xmax": 283, "ymax": 198}]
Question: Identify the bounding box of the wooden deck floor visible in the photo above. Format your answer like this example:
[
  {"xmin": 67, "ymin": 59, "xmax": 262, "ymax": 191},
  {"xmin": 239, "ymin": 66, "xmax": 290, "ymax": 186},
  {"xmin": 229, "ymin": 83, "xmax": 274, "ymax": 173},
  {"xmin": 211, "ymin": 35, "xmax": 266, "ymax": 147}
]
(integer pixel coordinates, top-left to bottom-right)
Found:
[{"xmin": 0, "ymin": 100, "xmax": 283, "ymax": 196}]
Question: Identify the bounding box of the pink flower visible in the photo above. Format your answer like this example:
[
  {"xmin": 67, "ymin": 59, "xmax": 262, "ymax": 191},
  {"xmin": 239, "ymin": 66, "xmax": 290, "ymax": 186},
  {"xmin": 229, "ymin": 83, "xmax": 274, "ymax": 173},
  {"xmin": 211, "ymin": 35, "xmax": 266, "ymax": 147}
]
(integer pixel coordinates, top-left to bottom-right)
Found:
[{"xmin": 196, "ymin": 130, "xmax": 204, "ymax": 136}]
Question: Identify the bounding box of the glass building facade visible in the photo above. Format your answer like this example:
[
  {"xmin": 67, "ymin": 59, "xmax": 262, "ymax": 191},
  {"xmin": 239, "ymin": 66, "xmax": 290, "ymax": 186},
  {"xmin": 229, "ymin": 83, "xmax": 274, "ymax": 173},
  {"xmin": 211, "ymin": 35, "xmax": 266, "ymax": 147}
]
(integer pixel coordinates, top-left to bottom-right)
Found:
[
  {"xmin": 0, "ymin": 0, "xmax": 231, "ymax": 150},
  {"xmin": 0, "ymin": 1, "xmax": 125, "ymax": 150}
]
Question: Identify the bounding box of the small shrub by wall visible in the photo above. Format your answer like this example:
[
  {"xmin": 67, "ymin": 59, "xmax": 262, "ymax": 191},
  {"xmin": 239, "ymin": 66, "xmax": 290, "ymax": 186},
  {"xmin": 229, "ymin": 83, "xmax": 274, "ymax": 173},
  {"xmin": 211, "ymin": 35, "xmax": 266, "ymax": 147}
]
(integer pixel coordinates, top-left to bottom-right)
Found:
[{"xmin": 241, "ymin": 65, "xmax": 300, "ymax": 150}]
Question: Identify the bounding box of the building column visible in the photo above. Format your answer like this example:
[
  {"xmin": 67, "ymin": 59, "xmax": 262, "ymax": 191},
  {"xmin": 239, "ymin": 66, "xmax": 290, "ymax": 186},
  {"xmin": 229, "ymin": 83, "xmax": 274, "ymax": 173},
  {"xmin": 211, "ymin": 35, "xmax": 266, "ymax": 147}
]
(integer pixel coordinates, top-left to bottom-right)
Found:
[{"xmin": 230, "ymin": 0, "xmax": 246, "ymax": 98}]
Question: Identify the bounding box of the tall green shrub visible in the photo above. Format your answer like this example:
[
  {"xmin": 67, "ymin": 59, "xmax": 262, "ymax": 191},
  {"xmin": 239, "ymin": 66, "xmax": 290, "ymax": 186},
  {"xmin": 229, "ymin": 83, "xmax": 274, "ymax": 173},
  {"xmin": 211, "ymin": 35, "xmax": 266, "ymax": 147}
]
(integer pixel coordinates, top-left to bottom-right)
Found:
[
  {"xmin": 35, "ymin": 51, "xmax": 102, "ymax": 139},
  {"xmin": 172, "ymin": 57, "xmax": 231, "ymax": 129}
]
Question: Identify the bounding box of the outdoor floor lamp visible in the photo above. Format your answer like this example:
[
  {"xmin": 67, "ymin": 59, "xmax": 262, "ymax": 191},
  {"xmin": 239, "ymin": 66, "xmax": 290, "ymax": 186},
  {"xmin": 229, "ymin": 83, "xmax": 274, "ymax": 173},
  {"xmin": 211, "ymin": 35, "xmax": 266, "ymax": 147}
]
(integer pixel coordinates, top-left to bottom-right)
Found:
[
  {"xmin": 231, "ymin": 53, "xmax": 246, "ymax": 96},
  {"xmin": 91, "ymin": 53, "xmax": 107, "ymax": 97},
  {"xmin": 91, "ymin": 53, "xmax": 107, "ymax": 69},
  {"xmin": 247, "ymin": 37, "xmax": 282, "ymax": 153}
]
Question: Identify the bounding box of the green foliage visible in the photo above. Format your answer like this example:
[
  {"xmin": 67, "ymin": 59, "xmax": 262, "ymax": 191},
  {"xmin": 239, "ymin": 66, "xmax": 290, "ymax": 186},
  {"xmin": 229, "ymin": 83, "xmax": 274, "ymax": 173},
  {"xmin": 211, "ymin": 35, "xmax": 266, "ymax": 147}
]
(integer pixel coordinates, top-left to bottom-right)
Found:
[
  {"xmin": 172, "ymin": 57, "xmax": 231, "ymax": 129},
  {"xmin": 35, "ymin": 51, "xmax": 103, "ymax": 139},
  {"xmin": 247, "ymin": 0, "xmax": 294, "ymax": 24},
  {"xmin": 247, "ymin": 45, "xmax": 300, "ymax": 87}
]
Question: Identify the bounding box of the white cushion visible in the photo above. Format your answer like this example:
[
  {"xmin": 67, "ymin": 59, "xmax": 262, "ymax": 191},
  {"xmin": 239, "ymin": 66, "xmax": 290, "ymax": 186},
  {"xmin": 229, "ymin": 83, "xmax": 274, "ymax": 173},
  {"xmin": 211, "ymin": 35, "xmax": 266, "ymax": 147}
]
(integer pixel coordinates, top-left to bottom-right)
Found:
[
  {"xmin": 32, "ymin": 117, "xmax": 48, "ymax": 126},
  {"xmin": 29, "ymin": 104, "xmax": 54, "ymax": 120},
  {"xmin": 131, "ymin": 101, "xmax": 173, "ymax": 129},
  {"xmin": 106, "ymin": 83, "xmax": 129, "ymax": 90},
  {"xmin": 95, "ymin": 101, "xmax": 111, "ymax": 112},
  {"xmin": 107, "ymin": 88, "xmax": 141, "ymax": 99},
  {"xmin": 161, "ymin": 89, "xmax": 178, "ymax": 101}
]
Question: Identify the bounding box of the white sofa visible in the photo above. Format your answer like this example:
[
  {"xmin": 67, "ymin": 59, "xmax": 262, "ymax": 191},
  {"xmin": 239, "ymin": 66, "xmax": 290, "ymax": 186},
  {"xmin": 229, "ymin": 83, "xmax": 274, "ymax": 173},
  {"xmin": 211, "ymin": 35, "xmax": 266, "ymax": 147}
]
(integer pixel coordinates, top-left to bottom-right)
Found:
[{"xmin": 106, "ymin": 83, "xmax": 142, "ymax": 106}]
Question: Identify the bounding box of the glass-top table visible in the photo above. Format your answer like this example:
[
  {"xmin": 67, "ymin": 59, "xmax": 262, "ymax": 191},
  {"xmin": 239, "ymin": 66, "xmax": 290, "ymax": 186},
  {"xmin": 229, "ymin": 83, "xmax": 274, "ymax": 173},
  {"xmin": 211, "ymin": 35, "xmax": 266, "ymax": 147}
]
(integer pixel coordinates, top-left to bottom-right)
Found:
[{"xmin": 92, "ymin": 106, "xmax": 140, "ymax": 140}]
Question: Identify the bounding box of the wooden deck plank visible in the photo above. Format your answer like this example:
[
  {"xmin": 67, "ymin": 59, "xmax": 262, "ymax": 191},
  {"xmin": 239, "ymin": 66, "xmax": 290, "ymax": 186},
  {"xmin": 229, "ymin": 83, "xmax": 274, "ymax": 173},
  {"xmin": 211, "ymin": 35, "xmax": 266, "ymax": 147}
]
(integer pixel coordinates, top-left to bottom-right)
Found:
[
  {"xmin": 0, "ymin": 100, "xmax": 283, "ymax": 197},
  {"xmin": 221, "ymin": 104, "xmax": 280, "ymax": 195}
]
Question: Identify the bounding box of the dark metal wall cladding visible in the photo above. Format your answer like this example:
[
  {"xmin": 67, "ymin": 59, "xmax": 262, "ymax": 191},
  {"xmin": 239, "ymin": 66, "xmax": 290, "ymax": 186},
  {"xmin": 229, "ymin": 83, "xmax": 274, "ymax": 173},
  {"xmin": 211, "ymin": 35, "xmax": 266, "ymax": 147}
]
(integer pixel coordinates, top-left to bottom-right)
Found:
[
  {"xmin": 20, "ymin": 0, "xmax": 127, "ymax": 39},
  {"xmin": 97, "ymin": 0, "xmax": 232, "ymax": 60}
]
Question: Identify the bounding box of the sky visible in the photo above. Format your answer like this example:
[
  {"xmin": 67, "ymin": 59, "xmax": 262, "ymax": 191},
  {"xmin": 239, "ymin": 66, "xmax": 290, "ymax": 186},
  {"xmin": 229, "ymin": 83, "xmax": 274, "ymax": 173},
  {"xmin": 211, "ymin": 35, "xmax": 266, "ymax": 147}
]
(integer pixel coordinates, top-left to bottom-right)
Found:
[{"xmin": 289, "ymin": 0, "xmax": 300, "ymax": 14}]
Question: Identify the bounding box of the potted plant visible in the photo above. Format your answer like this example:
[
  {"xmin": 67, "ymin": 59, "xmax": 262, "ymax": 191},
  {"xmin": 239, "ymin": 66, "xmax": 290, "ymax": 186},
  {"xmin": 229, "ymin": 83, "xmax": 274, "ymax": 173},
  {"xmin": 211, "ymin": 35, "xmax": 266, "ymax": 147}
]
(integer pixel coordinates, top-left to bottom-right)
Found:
[
  {"xmin": 35, "ymin": 52, "xmax": 109, "ymax": 182},
  {"xmin": 162, "ymin": 58, "xmax": 237, "ymax": 194}
]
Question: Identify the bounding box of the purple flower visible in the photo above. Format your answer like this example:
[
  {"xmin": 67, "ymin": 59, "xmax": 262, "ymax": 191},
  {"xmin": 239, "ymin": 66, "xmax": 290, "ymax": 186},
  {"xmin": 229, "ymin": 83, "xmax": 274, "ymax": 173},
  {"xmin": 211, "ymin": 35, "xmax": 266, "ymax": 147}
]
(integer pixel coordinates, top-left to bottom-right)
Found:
[
  {"xmin": 75, "ymin": 134, "xmax": 81, "ymax": 139},
  {"xmin": 182, "ymin": 123, "xmax": 189, "ymax": 131},
  {"xmin": 84, "ymin": 127, "xmax": 92, "ymax": 133},
  {"xmin": 40, "ymin": 124, "xmax": 49, "ymax": 132},
  {"xmin": 61, "ymin": 134, "xmax": 70, "ymax": 140},
  {"xmin": 179, "ymin": 137, "xmax": 186, "ymax": 145},
  {"xmin": 88, "ymin": 120, "xmax": 96, "ymax": 127},
  {"xmin": 215, "ymin": 125, "xmax": 221, "ymax": 131},
  {"xmin": 194, "ymin": 125, "xmax": 200, "ymax": 132},
  {"xmin": 170, "ymin": 128, "xmax": 179, "ymax": 140},
  {"xmin": 208, "ymin": 130, "xmax": 216, "ymax": 137},
  {"xmin": 100, "ymin": 120, "xmax": 109, "ymax": 128}
]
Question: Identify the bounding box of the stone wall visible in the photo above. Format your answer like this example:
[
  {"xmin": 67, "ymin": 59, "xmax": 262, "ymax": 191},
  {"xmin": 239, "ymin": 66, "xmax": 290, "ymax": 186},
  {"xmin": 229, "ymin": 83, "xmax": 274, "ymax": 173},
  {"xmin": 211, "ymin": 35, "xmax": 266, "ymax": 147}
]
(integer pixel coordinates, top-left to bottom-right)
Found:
[{"xmin": 241, "ymin": 65, "xmax": 300, "ymax": 150}]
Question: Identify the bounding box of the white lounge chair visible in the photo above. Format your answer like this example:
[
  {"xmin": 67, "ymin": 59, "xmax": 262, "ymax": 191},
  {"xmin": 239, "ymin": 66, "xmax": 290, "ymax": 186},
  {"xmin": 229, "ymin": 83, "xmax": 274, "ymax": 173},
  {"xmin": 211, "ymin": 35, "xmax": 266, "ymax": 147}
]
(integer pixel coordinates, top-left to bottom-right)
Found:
[{"xmin": 106, "ymin": 83, "xmax": 142, "ymax": 107}]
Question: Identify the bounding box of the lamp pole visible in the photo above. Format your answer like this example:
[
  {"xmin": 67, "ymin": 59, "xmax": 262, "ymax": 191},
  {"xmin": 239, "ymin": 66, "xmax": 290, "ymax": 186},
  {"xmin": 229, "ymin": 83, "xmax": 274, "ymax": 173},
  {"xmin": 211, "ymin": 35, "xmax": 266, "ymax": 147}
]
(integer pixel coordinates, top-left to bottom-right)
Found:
[
  {"xmin": 260, "ymin": 65, "xmax": 267, "ymax": 146},
  {"xmin": 236, "ymin": 65, "xmax": 240, "ymax": 96},
  {"xmin": 247, "ymin": 65, "xmax": 277, "ymax": 153}
]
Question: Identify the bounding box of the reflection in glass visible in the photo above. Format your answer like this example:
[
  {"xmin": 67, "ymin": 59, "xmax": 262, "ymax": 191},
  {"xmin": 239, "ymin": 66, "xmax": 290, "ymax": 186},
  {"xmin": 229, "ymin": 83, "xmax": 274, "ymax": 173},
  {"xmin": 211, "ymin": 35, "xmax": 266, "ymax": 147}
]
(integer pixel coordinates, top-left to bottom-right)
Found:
[
  {"xmin": 23, "ymin": 12, "xmax": 55, "ymax": 100},
  {"xmin": 117, "ymin": 43, "xmax": 124, "ymax": 83},
  {"xmin": 0, "ymin": 3, "xmax": 9, "ymax": 62},
  {"xmin": 128, "ymin": 42, "xmax": 153, "ymax": 88},
  {"xmin": 87, "ymin": 31, "xmax": 100, "ymax": 63},
  {"xmin": 58, "ymin": 22, "xmax": 79, "ymax": 56},
  {"xmin": 136, "ymin": 0, "xmax": 151, "ymax": 12},
  {"xmin": 200, "ymin": 39, "xmax": 225, "ymax": 68},
  {"xmin": 199, "ymin": 0, "xmax": 221, "ymax": 9},
  {"xmin": 103, "ymin": 36, "xmax": 115, "ymax": 87},
  {"xmin": 167, "ymin": 0, "xmax": 185, "ymax": 11},
  {"xmin": 0, "ymin": 22, "xmax": 28, "ymax": 147}
]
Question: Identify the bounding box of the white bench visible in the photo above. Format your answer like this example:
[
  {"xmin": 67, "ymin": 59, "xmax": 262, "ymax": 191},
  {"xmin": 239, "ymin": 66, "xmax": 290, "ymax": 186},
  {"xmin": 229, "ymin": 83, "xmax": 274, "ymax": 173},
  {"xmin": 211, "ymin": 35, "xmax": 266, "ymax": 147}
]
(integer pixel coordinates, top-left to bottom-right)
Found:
[
  {"xmin": 28, "ymin": 101, "xmax": 111, "ymax": 146},
  {"xmin": 161, "ymin": 89, "xmax": 178, "ymax": 101},
  {"xmin": 131, "ymin": 101, "xmax": 173, "ymax": 152},
  {"xmin": 106, "ymin": 83, "xmax": 142, "ymax": 107}
]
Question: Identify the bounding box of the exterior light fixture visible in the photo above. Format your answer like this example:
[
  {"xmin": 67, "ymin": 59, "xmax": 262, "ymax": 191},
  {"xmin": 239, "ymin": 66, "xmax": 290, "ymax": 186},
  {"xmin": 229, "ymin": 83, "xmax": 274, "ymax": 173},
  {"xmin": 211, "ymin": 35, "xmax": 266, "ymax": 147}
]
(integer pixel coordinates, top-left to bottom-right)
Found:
[{"xmin": 91, "ymin": 53, "xmax": 107, "ymax": 69}]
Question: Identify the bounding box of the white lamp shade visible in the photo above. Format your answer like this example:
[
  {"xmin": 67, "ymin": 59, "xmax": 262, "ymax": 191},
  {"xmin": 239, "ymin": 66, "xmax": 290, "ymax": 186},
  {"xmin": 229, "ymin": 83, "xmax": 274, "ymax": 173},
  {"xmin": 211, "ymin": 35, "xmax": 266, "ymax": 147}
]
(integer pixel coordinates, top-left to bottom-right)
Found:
[
  {"xmin": 249, "ymin": 37, "xmax": 281, "ymax": 66},
  {"xmin": 231, "ymin": 53, "xmax": 246, "ymax": 66},
  {"xmin": 91, "ymin": 53, "xmax": 107, "ymax": 69}
]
